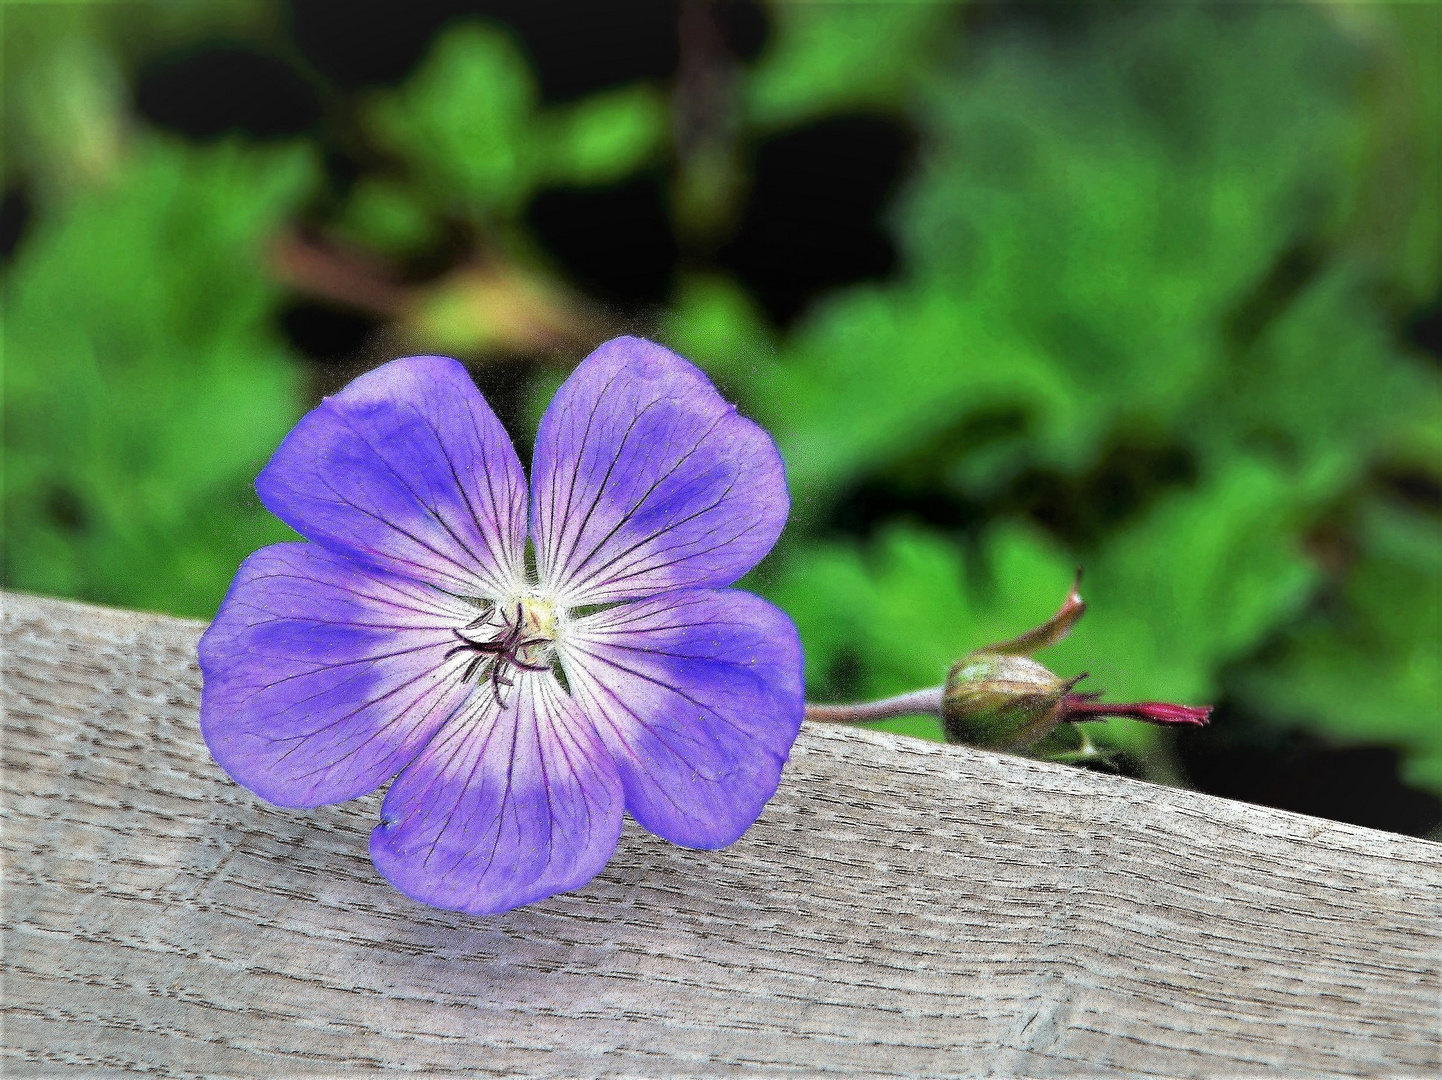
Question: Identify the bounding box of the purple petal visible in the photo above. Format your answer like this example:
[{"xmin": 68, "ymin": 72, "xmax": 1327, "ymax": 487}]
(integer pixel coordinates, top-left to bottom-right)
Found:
[
  {"xmin": 257, "ymin": 355, "xmax": 528, "ymax": 599},
  {"xmin": 531, "ymin": 337, "xmax": 788, "ymax": 605},
  {"xmin": 559, "ymin": 588, "xmax": 804, "ymax": 849},
  {"xmin": 370, "ymin": 671, "xmax": 623, "ymax": 915},
  {"xmin": 199, "ymin": 543, "xmax": 475, "ymax": 807}
]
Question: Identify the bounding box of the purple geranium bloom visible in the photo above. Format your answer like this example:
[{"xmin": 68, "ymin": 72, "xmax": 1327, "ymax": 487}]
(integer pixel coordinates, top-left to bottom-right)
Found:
[{"xmin": 199, "ymin": 337, "xmax": 803, "ymax": 915}]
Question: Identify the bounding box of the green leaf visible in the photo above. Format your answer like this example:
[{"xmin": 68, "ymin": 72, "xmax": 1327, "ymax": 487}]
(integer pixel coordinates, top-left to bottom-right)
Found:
[
  {"xmin": 746, "ymin": 1, "xmax": 958, "ymax": 128},
  {"xmin": 369, "ymin": 23, "xmax": 538, "ymax": 216},
  {"xmin": 760, "ymin": 282, "xmax": 1074, "ymax": 519},
  {"xmin": 1231, "ymin": 502, "xmax": 1442, "ymax": 794},
  {"xmin": 881, "ymin": 6, "xmax": 1386, "ymax": 480},
  {"xmin": 543, "ymin": 84, "xmax": 669, "ymax": 186},
  {"xmin": 3, "ymin": 5, "xmax": 127, "ymax": 194},
  {"xmin": 1203, "ymin": 266, "xmax": 1442, "ymax": 486},
  {"xmin": 1342, "ymin": 3, "xmax": 1442, "ymax": 304},
  {"xmin": 369, "ymin": 24, "xmax": 667, "ymax": 220},
  {"xmin": 2, "ymin": 137, "xmax": 314, "ymax": 618},
  {"xmin": 335, "ymin": 177, "xmax": 438, "ymax": 255},
  {"xmin": 750, "ymin": 4, "xmax": 1437, "ymax": 542},
  {"xmin": 1044, "ymin": 460, "xmax": 1319, "ymax": 710}
]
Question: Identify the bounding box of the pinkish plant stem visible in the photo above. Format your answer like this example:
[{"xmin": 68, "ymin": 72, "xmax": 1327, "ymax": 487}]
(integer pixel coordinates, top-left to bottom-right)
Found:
[{"xmin": 805, "ymin": 686, "xmax": 945, "ymax": 724}]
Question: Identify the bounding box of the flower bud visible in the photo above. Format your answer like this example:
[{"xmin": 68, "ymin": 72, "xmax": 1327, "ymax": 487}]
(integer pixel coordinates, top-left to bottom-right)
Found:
[
  {"xmin": 942, "ymin": 652, "xmax": 1079, "ymax": 750},
  {"xmin": 939, "ymin": 572, "xmax": 1212, "ymax": 752}
]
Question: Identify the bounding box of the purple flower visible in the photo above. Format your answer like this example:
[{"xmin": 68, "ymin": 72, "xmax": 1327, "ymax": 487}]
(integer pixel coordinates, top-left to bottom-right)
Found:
[{"xmin": 198, "ymin": 337, "xmax": 803, "ymax": 915}]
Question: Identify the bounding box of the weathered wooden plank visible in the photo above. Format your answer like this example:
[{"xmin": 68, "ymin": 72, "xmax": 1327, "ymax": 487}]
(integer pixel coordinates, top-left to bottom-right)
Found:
[{"xmin": 2, "ymin": 590, "xmax": 1438, "ymax": 1077}]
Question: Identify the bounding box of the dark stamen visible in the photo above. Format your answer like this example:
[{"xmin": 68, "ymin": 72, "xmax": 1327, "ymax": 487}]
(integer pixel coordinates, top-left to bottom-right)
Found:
[{"xmin": 448, "ymin": 601, "xmax": 554, "ymax": 705}]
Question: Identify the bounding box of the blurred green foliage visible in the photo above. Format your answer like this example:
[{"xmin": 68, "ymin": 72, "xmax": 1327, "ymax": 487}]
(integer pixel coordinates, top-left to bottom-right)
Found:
[
  {"xmin": 366, "ymin": 24, "xmax": 667, "ymax": 219},
  {"xmin": 3, "ymin": 2, "xmax": 1438, "ymax": 804},
  {"xmin": 4, "ymin": 139, "xmax": 311, "ymax": 615},
  {"xmin": 744, "ymin": 1, "xmax": 956, "ymax": 127}
]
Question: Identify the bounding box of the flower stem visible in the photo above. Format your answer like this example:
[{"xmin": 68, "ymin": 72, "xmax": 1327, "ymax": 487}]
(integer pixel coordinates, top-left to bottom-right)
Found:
[{"xmin": 805, "ymin": 686, "xmax": 944, "ymax": 724}]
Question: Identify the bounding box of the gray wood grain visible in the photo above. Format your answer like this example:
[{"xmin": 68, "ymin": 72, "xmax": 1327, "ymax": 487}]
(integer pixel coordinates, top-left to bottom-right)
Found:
[{"xmin": 3, "ymin": 590, "xmax": 1439, "ymax": 1078}]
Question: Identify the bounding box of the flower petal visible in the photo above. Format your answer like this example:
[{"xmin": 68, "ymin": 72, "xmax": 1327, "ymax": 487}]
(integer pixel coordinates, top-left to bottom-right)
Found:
[
  {"xmin": 199, "ymin": 543, "xmax": 477, "ymax": 807},
  {"xmin": 531, "ymin": 337, "xmax": 788, "ymax": 606},
  {"xmin": 257, "ymin": 355, "xmax": 528, "ymax": 600},
  {"xmin": 559, "ymin": 588, "xmax": 804, "ymax": 849},
  {"xmin": 370, "ymin": 671, "xmax": 624, "ymax": 916}
]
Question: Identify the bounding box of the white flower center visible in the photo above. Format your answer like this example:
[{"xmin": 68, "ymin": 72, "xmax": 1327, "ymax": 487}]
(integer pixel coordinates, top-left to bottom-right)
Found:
[{"xmin": 515, "ymin": 592, "xmax": 563, "ymax": 645}]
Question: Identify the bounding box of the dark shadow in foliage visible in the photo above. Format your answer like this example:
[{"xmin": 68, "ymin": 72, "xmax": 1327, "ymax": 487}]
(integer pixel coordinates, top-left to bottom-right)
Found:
[
  {"xmin": 1013, "ymin": 441, "xmax": 1198, "ymax": 548},
  {"xmin": 136, "ymin": 45, "xmax": 322, "ymax": 140},
  {"xmin": 468, "ymin": 356, "xmax": 543, "ymax": 464},
  {"xmin": 830, "ymin": 483, "xmax": 983, "ymax": 540},
  {"xmin": 278, "ymin": 301, "xmax": 383, "ymax": 366},
  {"xmin": 829, "ymin": 408, "xmax": 1030, "ymax": 539},
  {"xmin": 830, "ymin": 416, "xmax": 1197, "ymax": 551},
  {"xmin": 1180, "ymin": 709, "xmax": 1442, "ymax": 837},
  {"xmin": 821, "ymin": 646, "xmax": 865, "ymax": 704},
  {"xmin": 44, "ymin": 484, "xmax": 88, "ymax": 535},
  {"xmin": 721, "ymin": 115, "xmax": 916, "ymax": 326},
  {"xmin": 962, "ymin": 0, "xmax": 1112, "ymax": 43},
  {"xmin": 478, "ymin": 0, "xmax": 681, "ymax": 102},
  {"xmin": 1406, "ymin": 296, "xmax": 1442, "ymax": 365},
  {"xmin": 289, "ymin": 0, "xmax": 474, "ymax": 89},
  {"xmin": 712, "ymin": 0, "xmax": 770, "ymax": 63},
  {"xmin": 1376, "ymin": 466, "xmax": 1442, "ymax": 517},
  {"xmin": 1226, "ymin": 240, "xmax": 1327, "ymax": 350},
  {"xmin": 1, "ymin": 183, "xmax": 30, "ymax": 264},
  {"xmin": 291, "ymin": 0, "xmax": 764, "ymax": 100},
  {"xmin": 527, "ymin": 172, "xmax": 678, "ymax": 308}
]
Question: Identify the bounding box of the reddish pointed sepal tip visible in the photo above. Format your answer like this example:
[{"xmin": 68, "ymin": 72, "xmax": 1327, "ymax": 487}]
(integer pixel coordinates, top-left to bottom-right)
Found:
[{"xmin": 1062, "ymin": 697, "xmax": 1213, "ymax": 728}]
